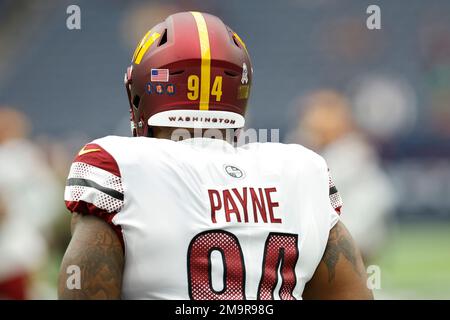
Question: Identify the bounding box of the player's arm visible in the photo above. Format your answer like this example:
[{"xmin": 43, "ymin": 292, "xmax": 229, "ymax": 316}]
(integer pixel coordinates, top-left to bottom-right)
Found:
[
  {"xmin": 58, "ymin": 212, "xmax": 124, "ymax": 299},
  {"xmin": 59, "ymin": 142, "xmax": 125, "ymax": 299},
  {"xmin": 303, "ymin": 221, "xmax": 373, "ymax": 299}
]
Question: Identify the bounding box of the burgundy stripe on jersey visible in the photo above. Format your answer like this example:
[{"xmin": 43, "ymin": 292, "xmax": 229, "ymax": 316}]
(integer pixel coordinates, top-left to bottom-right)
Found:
[
  {"xmin": 73, "ymin": 143, "xmax": 121, "ymax": 177},
  {"xmin": 65, "ymin": 143, "xmax": 124, "ymax": 250}
]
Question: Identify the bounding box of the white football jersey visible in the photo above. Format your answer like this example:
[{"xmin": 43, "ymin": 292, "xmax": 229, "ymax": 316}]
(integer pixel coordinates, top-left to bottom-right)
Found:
[{"xmin": 65, "ymin": 136, "xmax": 342, "ymax": 300}]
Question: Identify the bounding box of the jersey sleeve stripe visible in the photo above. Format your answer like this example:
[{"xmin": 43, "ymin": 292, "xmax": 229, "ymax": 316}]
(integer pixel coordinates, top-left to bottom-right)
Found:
[
  {"xmin": 329, "ymin": 193, "xmax": 342, "ymax": 214},
  {"xmin": 329, "ymin": 185, "xmax": 338, "ymax": 195},
  {"xmin": 66, "ymin": 178, "xmax": 124, "ymax": 201},
  {"xmin": 65, "ymin": 185, "xmax": 123, "ymax": 213},
  {"xmin": 328, "ymin": 169, "xmax": 343, "ymax": 215},
  {"xmin": 68, "ymin": 162, "xmax": 123, "ymax": 193}
]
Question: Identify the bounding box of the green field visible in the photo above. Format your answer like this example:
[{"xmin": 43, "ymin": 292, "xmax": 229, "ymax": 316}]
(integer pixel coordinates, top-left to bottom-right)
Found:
[{"xmin": 373, "ymin": 223, "xmax": 450, "ymax": 299}]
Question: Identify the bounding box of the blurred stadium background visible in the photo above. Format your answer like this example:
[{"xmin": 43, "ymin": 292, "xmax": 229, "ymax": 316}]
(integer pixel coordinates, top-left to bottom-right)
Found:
[{"xmin": 0, "ymin": 0, "xmax": 449, "ymax": 299}]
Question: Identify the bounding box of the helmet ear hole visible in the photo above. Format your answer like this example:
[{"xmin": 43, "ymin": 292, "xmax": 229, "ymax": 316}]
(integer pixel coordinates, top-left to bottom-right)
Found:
[{"xmin": 158, "ymin": 29, "xmax": 168, "ymax": 47}]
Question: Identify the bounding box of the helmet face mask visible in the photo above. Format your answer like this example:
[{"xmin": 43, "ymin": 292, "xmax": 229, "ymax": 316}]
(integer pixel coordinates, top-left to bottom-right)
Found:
[{"xmin": 124, "ymin": 11, "xmax": 252, "ymax": 137}]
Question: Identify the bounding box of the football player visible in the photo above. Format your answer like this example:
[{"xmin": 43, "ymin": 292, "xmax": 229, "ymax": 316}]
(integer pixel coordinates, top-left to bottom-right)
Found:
[{"xmin": 58, "ymin": 12, "xmax": 373, "ymax": 300}]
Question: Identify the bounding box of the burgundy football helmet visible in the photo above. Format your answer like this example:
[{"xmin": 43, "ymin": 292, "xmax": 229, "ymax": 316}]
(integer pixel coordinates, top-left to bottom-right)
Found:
[{"xmin": 124, "ymin": 11, "xmax": 253, "ymax": 136}]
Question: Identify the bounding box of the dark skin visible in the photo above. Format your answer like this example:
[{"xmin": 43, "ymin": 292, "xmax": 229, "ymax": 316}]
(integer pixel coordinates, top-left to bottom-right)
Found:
[
  {"xmin": 58, "ymin": 213, "xmax": 123, "ymax": 299},
  {"xmin": 303, "ymin": 221, "xmax": 373, "ymax": 299},
  {"xmin": 58, "ymin": 128, "xmax": 373, "ymax": 300}
]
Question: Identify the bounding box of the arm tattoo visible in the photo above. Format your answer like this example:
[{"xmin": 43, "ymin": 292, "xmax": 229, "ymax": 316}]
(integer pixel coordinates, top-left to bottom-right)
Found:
[
  {"xmin": 59, "ymin": 215, "xmax": 124, "ymax": 299},
  {"xmin": 322, "ymin": 222, "xmax": 364, "ymax": 282}
]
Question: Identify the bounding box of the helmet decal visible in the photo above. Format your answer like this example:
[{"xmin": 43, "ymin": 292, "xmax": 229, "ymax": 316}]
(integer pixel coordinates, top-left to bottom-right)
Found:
[
  {"xmin": 241, "ymin": 63, "xmax": 248, "ymax": 84},
  {"xmin": 132, "ymin": 31, "xmax": 161, "ymax": 65},
  {"xmin": 191, "ymin": 12, "xmax": 211, "ymax": 111}
]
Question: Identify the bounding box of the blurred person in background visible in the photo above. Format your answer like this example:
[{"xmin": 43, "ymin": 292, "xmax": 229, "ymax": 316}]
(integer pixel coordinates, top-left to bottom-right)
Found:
[
  {"xmin": 0, "ymin": 107, "xmax": 60, "ymax": 299},
  {"xmin": 286, "ymin": 90, "xmax": 396, "ymax": 261}
]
